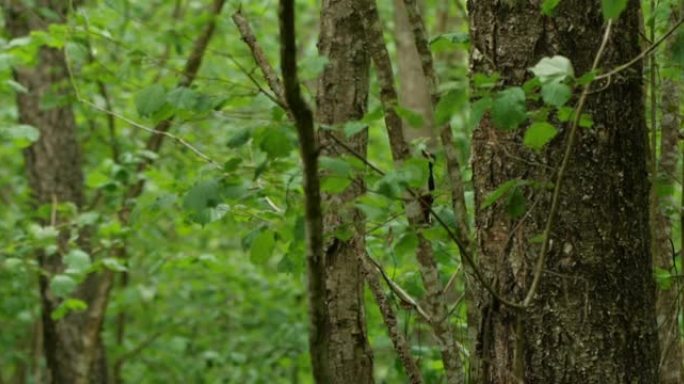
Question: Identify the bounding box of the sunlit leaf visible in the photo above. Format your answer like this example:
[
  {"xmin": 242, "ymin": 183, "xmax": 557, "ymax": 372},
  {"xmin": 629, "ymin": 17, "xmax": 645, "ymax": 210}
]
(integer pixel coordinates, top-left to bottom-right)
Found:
[{"xmin": 524, "ymin": 122, "xmax": 558, "ymax": 150}]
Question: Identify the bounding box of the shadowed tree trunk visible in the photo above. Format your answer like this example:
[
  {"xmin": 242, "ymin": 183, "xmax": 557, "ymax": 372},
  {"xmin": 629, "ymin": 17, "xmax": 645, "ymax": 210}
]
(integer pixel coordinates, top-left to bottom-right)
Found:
[
  {"xmin": 469, "ymin": 1, "xmax": 659, "ymax": 382},
  {"xmin": 4, "ymin": 1, "xmax": 108, "ymax": 383},
  {"xmin": 654, "ymin": 5, "xmax": 684, "ymax": 383},
  {"xmin": 315, "ymin": 0, "xmax": 375, "ymax": 382}
]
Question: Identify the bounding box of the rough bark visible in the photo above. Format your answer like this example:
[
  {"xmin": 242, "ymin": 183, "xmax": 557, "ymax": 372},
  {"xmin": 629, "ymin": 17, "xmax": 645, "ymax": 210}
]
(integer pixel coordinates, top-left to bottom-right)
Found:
[
  {"xmin": 654, "ymin": 6, "xmax": 684, "ymax": 382},
  {"xmin": 4, "ymin": 1, "xmax": 108, "ymax": 383},
  {"xmin": 315, "ymin": 0, "xmax": 375, "ymax": 382},
  {"xmin": 469, "ymin": 1, "xmax": 659, "ymax": 382}
]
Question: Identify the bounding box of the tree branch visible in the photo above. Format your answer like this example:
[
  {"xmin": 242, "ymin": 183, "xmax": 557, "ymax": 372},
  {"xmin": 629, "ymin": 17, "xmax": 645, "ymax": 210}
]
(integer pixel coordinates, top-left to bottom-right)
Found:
[{"xmin": 278, "ymin": 1, "xmax": 329, "ymax": 382}]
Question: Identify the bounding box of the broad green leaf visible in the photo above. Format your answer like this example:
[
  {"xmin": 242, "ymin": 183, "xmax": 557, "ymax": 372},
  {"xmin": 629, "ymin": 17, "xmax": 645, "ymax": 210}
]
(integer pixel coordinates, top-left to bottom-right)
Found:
[
  {"xmin": 524, "ymin": 122, "xmax": 558, "ymax": 150},
  {"xmin": 435, "ymin": 89, "xmax": 466, "ymax": 125},
  {"xmin": 319, "ymin": 156, "xmax": 353, "ymax": 177},
  {"xmin": 672, "ymin": 30, "xmax": 684, "ymax": 66},
  {"xmin": 227, "ymin": 128, "xmax": 251, "ymax": 148},
  {"xmin": 541, "ymin": 0, "xmax": 561, "ymax": 15},
  {"xmin": 223, "ymin": 158, "xmax": 243, "ymax": 172},
  {"xmin": 166, "ymin": 87, "xmax": 199, "ymax": 110},
  {"xmin": 250, "ymin": 230, "xmax": 275, "ymax": 264},
  {"xmin": 135, "ymin": 84, "xmax": 166, "ymax": 117},
  {"xmin": 469, "ymin": 96, "xmax": 492, "ymax": 128},
  {"xmin": 65, "ymin": 249, "xmax": 91, "ymax": 274},
  {"xmin": 397, "ymin": 157, "xmax": 430, "ymax": 189},
  {"xmin": 51, "ymin": 298, "xmax": 87, "ymax": 320},
  {"xmin": 343, "ymin": 121, "xmax": 367, "ymax": 137},
  {"xmin": 321, "ymin": 176, "xmax": 351, "ymax": 193},
  {"xmin": 102, "ymin": 258, "xmax": 127, "ymax": 272},
  {"xmin": 557, "ymin": 106, "xmax": 574, "ymax": 122},
  {"xmin": 506, "ymin": 188, "xmax": 526, "ymax": 218},
  {"xmin": 529, "ymin": 56, "xmax": 574, "ymax": 83},
  {"xmin": 579, "ymin": 113, "xmax": 593, "ymax": 128},
  {"xmin": 395, "ymin": 106, "xmax": 425, "ymax": 129},
  {"xmin": 394, "ymin": 232, "xmax": 418, "ymax": 258},
  {"xmin": 655, "ymin": 267, "xmax": 673, "ymax": 290},
  {"xmin": 50, "ymin": 275, "xmax": 77, "ymax": 297},
  {"xmin": 6, "ymin": 79, "xmax": 28, "ymax": 93},
  {"xmin": 482, "ymin": 179, "xmax": 527, "ymax": 209},
  {"xmin": 5, "ymin": 124, "xmax": 40, "ymax": 148},
  {"xmin": 601, "ymin": 0, "xmax": 627, "ymax": 20},
  {"xmin": 541, "ymin": 80, "xmax": 572, "ymax": 107},
  {"xmin": 183, "ymin": 180, "xmax": 223, "ymax": 225},
  {"xmin": 472, "ymin": 72, "xmax": 500, "ymax": 89},
  {"xmin": 259, "ymin": 129, "xmax": 293, "ymax": 159},
  {"xmin": 491, "ymin": 87, "xmax": 526, "ymax": 130}
]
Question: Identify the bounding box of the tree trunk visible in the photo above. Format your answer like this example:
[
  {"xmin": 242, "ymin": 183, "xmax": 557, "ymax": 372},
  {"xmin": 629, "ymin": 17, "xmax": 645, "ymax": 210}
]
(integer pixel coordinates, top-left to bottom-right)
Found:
[
  {"xmin": 393, "ymin": 0, "xmax": 437, "ymax": 148},
  {"xmin": 654, "ymin": 6, "xmax": 684, "ymax": 382},
  {"xmin": 469, "ymin": 1, "xmax": 659, "ymax": 382},
  {"xmin": 5, "ymin": 2, "xmax": 108, "ymax": 383},
  {"xmin": 314, "ymin": 0, "xmax": 375, "ymax": 382}
]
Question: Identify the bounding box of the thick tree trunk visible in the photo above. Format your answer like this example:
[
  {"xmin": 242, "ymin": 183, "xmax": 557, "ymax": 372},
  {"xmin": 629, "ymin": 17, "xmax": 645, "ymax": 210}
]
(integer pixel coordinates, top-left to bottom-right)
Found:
[
  {"xmin": 655, "ymin": 7, "xmax": 684, "ymax": 382},
  {"xmin": 315, "ymin": 0, "xmax": 375, "ymax": 382},
  {"xmin": 4, "ymin": 2, "xmax": 108, "ymax": 383},
  {"xmin": 469, "ymin": 1, "xmax": 659, "ymax": 382}
]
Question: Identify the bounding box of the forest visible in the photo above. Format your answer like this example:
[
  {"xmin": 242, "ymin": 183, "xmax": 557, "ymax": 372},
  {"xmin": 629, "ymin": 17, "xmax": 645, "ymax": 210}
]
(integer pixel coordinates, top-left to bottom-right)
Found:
[{"xmin": 0, "ymin": 0, "xmax": 683, "ymax": 383}]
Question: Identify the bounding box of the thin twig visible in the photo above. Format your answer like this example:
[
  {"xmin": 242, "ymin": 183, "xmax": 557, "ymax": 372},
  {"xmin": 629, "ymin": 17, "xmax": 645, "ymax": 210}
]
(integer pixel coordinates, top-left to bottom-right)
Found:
[
  {"xmin": 365, "ymin": 252, "xmax": 431, "ymax": 322},
  {"xmin": 595, "ymin": 18, "xmax": 682, "ymax": 81}
]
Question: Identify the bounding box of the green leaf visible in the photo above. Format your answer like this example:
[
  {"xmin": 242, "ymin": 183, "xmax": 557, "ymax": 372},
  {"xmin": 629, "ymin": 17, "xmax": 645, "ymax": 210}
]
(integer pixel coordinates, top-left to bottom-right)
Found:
[
  {"xmin": 223, "ymin": 158, "xmax": 243, "ymax": 173},
  {"xmin": 64, "ymin": 249, "xmax": 91, "ymax": 274},
  {"xmin": 343, "ymin": 121, "xmax": 367, "ymax": 137},
  {"xmin": 4, "ymin": 124, "xmax": 40, "ymax": 148},
  {"xmin": 321, "ymin": 176, "xmax": 351, "ymax": 193},
  {"xmin": 50, "ymin": 275, "xmax": 77, "ymax": 297},
  {"xmin": 319, "ymin": 156, "xmax": 353, "ymax": 177},
  {"xmin": 102, "ymin": 258, "xmax": 127, "ymax": 272},
  {"xmin": 434, "ymin": 89, "xmax": 466, "ymax": 125},
  {"xmin": 395, "ymin": 106, "xmax": 425, "ymax": 129},
  {"xmin": 51, "ymin": 298, "xmax": 87, "ymax": 320},
  {"xmin": 166, "ymin": 87, "xmax": 199, "ymax": 110},
  {"xmin": 469, "ymin": 97, "xmax": 492, "ymax": 128},
  {"xmin": 541, "ymin": 0, "xmax": 561, "ymax": 15},
  {"xmin": 135, "ymin": 84, "xmax": 166, "ymax": 117},
  {"xmin": 524, "ymin": 122, "xmax": 558, "ymax": 150},
  {"xmin": 227, "ymin": 129, "xmax": 251, "ymax": 148},
  {"xmin": 183, "ymin": 180, "xmax": 224, "ymax": 226},
  {"xmin": 250, "ymin": 230, "xmax": 275, "ymax": 264},
  {"xmin": 557, "ymin": 106, "xmax": 574, "ymax": 122},
  {"xmin": 394, "ymin": 232, "xmax": 418, "ymax": 258},
  {"xmin": 579, "ymin": 113, "xmax": 593, "ymax": 128},
  {"xmin": 482, "ymin": 179, "xmax": 528, "ymax": 209},
  {"xmin": 601, "ymin": 0, "xmax": 627, "ymax": 20},
  {"xmin": 6, "ymin": 79, "xmax": 28, "ymax": 93},
  {"xmin": 396, "ymin": 157, "xmax": 430, "ymax": 189},
  {"xmin": 505, "ymin": 188, "xmax": 526, "ymax": 218},
  {"xmin": 655, "ymin": 267, "xmax": 673, "ymax": 290},
  {"xmin": 529, "ymin": 56, "xmax": 574, "ymax": 83},
  {"xmin": 259, "ymin": 129, "xmax": 293, "ymax": 159},
  {"xmin": 540, "ymin": 80, "xmax": 572, "ymax": 107},
  {"xmin": 491, "ymin": 87, "xmax": 526, "ymax": 130}
]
